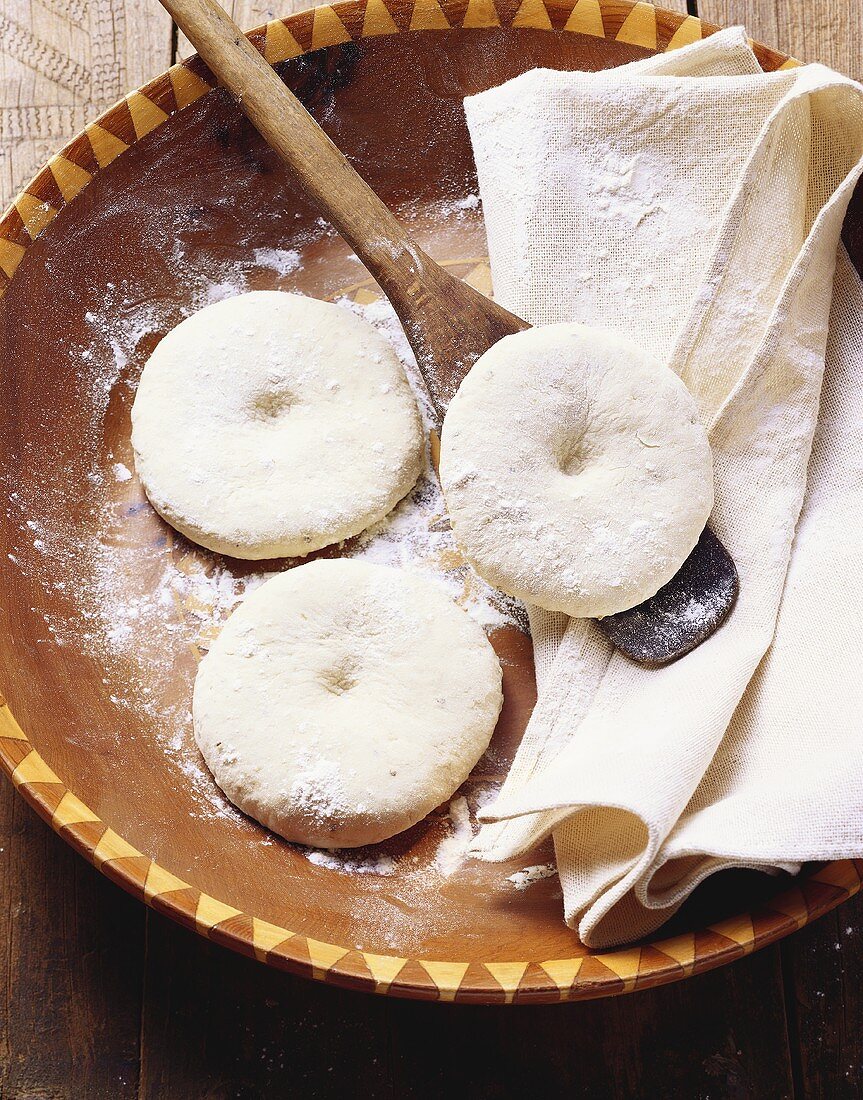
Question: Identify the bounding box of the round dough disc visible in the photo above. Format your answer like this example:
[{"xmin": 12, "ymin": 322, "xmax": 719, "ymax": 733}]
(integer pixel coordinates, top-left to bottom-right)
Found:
[
  {"xmin": 131, "ymin": 291, "xmax": 423, "ymax": 559},
  {"xmin": 439, "ymin": 324, "xmax": 714, "ymax": 618},
  {"xmin": 193, "ymin": 559, "xmax": 503, "ymax": 848}
]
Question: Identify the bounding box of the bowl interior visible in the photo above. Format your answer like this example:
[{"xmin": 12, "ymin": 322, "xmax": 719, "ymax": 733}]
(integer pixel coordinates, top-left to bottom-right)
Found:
[{"xmin": 0, "ymin": 15, "xmax": 856, "ymax": 994}]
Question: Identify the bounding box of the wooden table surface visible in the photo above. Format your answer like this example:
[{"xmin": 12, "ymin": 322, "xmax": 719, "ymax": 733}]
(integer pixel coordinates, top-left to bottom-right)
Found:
[{"xmin": 2, "ymin": 1, "xmax": 863, "ymax": 1096}]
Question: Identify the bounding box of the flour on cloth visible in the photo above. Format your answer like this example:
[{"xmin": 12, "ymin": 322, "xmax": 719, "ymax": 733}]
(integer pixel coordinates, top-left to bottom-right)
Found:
[{"xmin": 463, "ymin": 29, "xmax": 863, "ymax": 947}]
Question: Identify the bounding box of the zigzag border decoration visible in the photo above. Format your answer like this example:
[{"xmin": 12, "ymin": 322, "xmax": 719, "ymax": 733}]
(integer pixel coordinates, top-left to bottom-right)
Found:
[{"xmin": 0, "ymin": 2, "xmax": 828, "ymax": 1003}]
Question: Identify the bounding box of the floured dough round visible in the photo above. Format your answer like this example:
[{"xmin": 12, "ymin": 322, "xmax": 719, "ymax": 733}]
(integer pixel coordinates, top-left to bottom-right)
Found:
[
  {"xmin": 131, "ymin": 291, "xmax": 423, "ymax": 559},
  {"xmin": 439, "ymin": 324, "xmax": 714, "ymax": 618},
  {"xmin": 193, "ymin": 558, "xmax": 503, "ymax": 847}
]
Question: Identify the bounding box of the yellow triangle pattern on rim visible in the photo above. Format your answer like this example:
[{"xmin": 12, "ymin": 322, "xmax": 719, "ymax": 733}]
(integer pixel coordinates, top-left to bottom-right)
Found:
[
  {"xmin": 563, "ymin": 0, "xmax": 604, "ymax": 38},
  {"xmin": 539, "ymin": 957, "xmax": 584, "ymax": 991},
  {"xmin": 653, "ymin": 932, "xmax": 696, "ymax": 969},
  {"xmin": 86, "ymin": 123, "xmax": 129, "ymax": 168},
  {"xmin": 169, "ymin": 66, "xmax": 213, "ymax": 110},
  {"xmin": 0, "ymin": 239, "xmax": 21, "ymax": 281},
  {"xmin": 778, "ymin": 57, "xmax": 802, "ymax": 70},
  {"xmin": 364, "ymin": 952, "xmax": 408, "ymax": 990},
  {"xmin": 409, "ymin": 0, "xmax": 451, "ymax": 31},
  {"xmin": 462, "ymin": 0, "xmax": 500, "ymax": 29},
  {"xmin": 195, "ymin": 893, "xmax": 242, "ymax": 933},
  {"xmin": 49, "ymin": 155, "xmax": 92, "ymax": 203},
  {"xmin": 363, "ymin": 0, "xmax": 400, "ymax": 37},
  {"xmin": 667, "ymin": 14, "xmax": 702, "ymax": 51},
  {"xmin": 93, "ymin": 828, "xmax": 143, "ymax": 867},
  {"xmin": 512, "ymin": 0, "xmax": 552, "ymax": 31},
  {"xmin": 311, "ymin": 6, "xmax": 352, "ymax": 50},
  {"xmin": 264, "ymin": 19, "xmax": 304, "ymax": 63},
  {"xmin": 709, "ymin": 913, "xmax": 755, "ymax": 951},
  {"xmin": 306, "ymin": 937, "xmax": 350, "ymax": 975},
  {"xmin": 0, "ymin": 1, "xmax": 829, "ymax": 1005},
  {"xmin": 418, "ymin": 960, "xmax": 469, "ymax": 1001},
  {"xmin": 616, "ymin": 1, "xmax": 656, "ymax": 50},
  {"xmin": 14, "ymin": 193, "xmax": 58, "ymax": 240},
  {"xmin": 252, "ymin": 917, "xmax": 294, "ymax": 960},
  {"xmin": 485, "ymin": 961, "xmax": 529, "ymax": 1002},
  {"xmin": 0, "ymin": 698, "xmax": 29, "ymax": 738},
  {"xmin": 598, "ymin": 947, "xmax": 642, "ymax": 986},
  {"xmin": 144, "ymin": 861, "xmax": 190, "ymax": 901},
  {"xmin": 52, "ymin": 790, "xmax": 100, "ymax": 830},
  {"xmin": 11, "ymin": 749, "xmax": 61, "ymax": 786},
  {"xmin": 126, "ymin": 92, "xmax": 170, "ymax": 140},
  {"xmin": 463, "ymin": 261, "xmax": 493, "ymax": 294}
]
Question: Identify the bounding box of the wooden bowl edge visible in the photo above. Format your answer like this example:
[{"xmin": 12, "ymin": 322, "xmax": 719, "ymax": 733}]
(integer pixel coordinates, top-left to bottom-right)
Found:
[{"xmin": 0, "ymin": 0, "xmax": 829, "ymax": 1005}]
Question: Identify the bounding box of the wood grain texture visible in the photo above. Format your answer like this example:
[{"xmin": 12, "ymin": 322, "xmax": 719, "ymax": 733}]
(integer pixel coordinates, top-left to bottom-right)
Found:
[
  {"xmin": 0, "ymin": 0, "xmax": 697, "ymax": 211},
  {"xmin": 177, "ymin": 1, "xmax": 309, "ymax": 59},
  {"xmin": 781, "ymin": 909, "xmax": 863, "ymax": 1098},
  {"xmin": 0, "ymin": 787, "xmax": 145, "ymax": 1099},
  {"xmin": 385, "ymin": 942, "xmax": 796, "ymax": 1099},
  {"xmin": 698, "ymin": 0, "xmax": 863, "ymax": 77},
  {"xmin": 0, "ymin": 1, "xmax": 173, "ymax": 208},
  {"xmin": 138, "ymin": 911, "xmax": 393, "ymax": 1099}
]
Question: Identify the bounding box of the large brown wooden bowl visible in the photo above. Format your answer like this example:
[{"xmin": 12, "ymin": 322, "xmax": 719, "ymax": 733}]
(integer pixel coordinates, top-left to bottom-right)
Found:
[{"xmin": 1, "ymin": 0, "xmax": 861, "ymax": 1004}]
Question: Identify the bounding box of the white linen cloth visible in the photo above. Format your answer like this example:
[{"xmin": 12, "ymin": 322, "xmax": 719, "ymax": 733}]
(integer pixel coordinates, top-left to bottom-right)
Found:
[{"xmin": 462, "ymin": 28, "xmax": 863, "ymax": 947}]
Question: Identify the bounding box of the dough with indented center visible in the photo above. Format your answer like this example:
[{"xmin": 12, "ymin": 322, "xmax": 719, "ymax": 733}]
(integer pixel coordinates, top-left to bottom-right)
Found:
[
  {"xmin": 131, "ymin": 292, "xmax": 423, "ymax": 559},
  {"xmin": 439, "ymin": 324, "xmax": 714, "ymax": 618},
  {"xmin": 193, "ymin": 559, "xmax": 503, "ymax": 847}
]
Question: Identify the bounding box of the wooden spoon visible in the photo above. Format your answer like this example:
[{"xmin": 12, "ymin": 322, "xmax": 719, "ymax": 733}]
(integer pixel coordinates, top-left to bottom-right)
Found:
[{"xmin": 158, "ymin": 0, "xmax": 738, "ymax": 665}]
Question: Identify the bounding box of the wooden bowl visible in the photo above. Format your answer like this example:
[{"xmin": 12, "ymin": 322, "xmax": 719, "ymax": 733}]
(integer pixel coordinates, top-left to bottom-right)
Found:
[{"xmin": 1, "ymin": 0, "xmax": 861, "ymax": 1005}]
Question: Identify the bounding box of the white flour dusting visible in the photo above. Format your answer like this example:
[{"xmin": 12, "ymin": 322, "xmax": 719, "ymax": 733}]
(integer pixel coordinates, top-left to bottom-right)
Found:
[
  {"xmin": 290, "ymin": 758, "xmax": 350, "ymax": 823},
  {"xmin": 252, "ymin": 246, "xmax": 302, "ymax": 277},
  {"xmin": 340, "ymin": 294, "xmax": 525, "ymax": 631},
  {"xmin": 507, "ymin": 863, "xmax": 558, "ymax": 891},
  {"xmin": 434, "ymin": 795, "xmax": 475, "ymax": 877},
  {"xmin": 298, "ymin": 782, "xmax": 508, "ymax": 914},
  {"xmin": 304, "ymin": 849, "xmax": 396, "ymax": 876},
  {"xmin": 7, "ymin": 248, "xmax": 525, "ymax": 895}
]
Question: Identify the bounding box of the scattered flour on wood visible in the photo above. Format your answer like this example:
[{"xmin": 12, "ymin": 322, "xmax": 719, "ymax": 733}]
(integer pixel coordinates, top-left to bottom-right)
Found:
[
  {"xmin": 252, "ymin": 246, "xmax": 302, "ymax": 277},
  {"xmin": 6, "ymin": 251, "xmax": 527, "ymax": 927},
  {"xmin": 304, "ymin": 849, "xmax": 397, "ymax": 876},
  {"xmin": 434, "ymin": 795, "xmax": 475, "ymax": 877},
  {"xmin": 507, "ymin": 863, "xmax": 558, "ymax": 891}
]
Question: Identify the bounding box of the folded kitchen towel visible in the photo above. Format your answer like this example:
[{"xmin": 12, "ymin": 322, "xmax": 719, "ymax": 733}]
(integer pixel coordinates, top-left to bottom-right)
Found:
[{"xmin": 462, "ymin": 28, "xmax": 863, "ymax": 947}]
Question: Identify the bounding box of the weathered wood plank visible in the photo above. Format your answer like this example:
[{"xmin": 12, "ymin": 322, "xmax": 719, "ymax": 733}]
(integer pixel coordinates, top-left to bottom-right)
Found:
[
  {"xmin": 781, "ymin": 892, "xmax": 863, "ymax": 1100},
  {"xmin": 0, "ymin": 789, "xmax": 146, "ymax": 1100},
  {"xmin": 176, "ymin": 2, "xmax": 306, "ymax": 61},
  {"xmin": 138, "ymin": 910, "xmax": 392, "ymax": 1099},
  {"xmin": 135, "ymin": 911, "xmax": 793, "ymax": 1099},
  {"xmin": 0, "ymin": 0, "xmax": 173, "ymax": 208},
  {"xmin": 698, "ymin": 0, "xmax": 863, "ymax": 78},
  {"xmin": 382, "ymin": 943, "xmax": 794, "ymax": 1099}
]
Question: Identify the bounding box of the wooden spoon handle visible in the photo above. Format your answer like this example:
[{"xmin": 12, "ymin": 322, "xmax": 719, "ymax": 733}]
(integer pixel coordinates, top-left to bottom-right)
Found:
[{"xmin": 160, "ymin": 0, "xmax": 434, "ymax": 301}]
